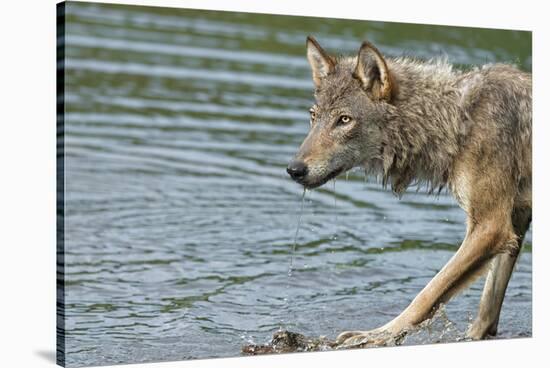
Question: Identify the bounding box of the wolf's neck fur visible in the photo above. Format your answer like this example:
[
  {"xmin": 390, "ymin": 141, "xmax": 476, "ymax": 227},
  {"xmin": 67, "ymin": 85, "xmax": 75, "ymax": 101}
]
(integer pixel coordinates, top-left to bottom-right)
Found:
[{"xmin": 379, "ymin": 57, "xmax": 468, "ymax": 195}]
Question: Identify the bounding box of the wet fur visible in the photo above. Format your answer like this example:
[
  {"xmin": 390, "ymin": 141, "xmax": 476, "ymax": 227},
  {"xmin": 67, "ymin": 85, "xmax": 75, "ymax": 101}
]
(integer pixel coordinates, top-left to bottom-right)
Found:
[{"xmin": 289, "ymin": 36, "xmax": 532, "ymax": 344}]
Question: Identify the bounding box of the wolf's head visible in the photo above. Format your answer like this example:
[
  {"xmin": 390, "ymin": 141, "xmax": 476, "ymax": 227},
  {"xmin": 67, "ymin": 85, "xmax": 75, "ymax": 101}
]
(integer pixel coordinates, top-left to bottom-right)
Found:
[{"xmin": 287, "ymin": 36, "xmax": 396, "ymax": 189}]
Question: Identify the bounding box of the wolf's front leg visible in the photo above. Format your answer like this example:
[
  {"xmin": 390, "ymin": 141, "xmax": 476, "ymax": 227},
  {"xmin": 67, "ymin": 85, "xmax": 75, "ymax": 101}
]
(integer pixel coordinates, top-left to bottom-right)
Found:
[{"xmin": 336, "ymin": 217, "xmax": 517, "ymax": 347}]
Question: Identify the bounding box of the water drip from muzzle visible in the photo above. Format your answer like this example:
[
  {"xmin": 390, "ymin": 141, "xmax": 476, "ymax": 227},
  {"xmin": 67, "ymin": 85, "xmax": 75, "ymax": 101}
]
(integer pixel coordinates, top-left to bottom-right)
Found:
[{"xmin": 280, "ymin": 188, "xmax": 307, "ymax": 330}]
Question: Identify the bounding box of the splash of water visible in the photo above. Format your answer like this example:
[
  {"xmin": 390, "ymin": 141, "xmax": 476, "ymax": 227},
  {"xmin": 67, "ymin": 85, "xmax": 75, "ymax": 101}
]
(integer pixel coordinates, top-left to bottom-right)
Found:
[{"xmin": 403, "ymin": 305, "xmax": 464, "ymax": 345}]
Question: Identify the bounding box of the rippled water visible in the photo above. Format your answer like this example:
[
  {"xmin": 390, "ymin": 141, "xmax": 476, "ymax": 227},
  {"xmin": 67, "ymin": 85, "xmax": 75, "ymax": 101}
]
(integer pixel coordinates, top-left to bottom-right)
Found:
[{"xmin": 59, "ymin": 2, "xmax": 532, "ymax": 367}]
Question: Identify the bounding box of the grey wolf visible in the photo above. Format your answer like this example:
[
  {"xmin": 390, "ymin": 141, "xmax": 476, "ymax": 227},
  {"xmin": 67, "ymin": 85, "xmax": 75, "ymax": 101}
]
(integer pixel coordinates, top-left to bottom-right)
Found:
[{"xmin": 286, "ymin": 36, "xmax": 531, "ymax": 346}]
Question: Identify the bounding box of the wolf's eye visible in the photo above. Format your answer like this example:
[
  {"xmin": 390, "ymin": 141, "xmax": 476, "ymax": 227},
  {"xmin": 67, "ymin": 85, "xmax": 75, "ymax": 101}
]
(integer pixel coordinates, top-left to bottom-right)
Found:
[
  {"xmin": 337, "ymin": 115, "xmax": 352, "ymax": 125},
  {"xmin": 309, "ymin": 108, "xmax": 316, "ymax": 125}
]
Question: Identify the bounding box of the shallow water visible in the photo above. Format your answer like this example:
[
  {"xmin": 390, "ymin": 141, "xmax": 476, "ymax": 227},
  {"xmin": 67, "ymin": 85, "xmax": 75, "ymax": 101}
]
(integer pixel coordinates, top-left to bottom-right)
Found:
[{"xmin": 59, "ymin": 2, "xmax": 532, "ymax": 367}]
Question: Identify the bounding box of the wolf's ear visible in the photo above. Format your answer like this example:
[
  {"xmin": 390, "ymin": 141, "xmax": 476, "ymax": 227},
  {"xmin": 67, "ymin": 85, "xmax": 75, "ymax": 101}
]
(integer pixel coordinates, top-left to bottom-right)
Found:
[
  {"xmin": 306, "ymin": 36, "xmax": 335, "ymax": 88},
  {"xmin": 354, "ymin": 41, "xmax": 393, "ymax": 102}
]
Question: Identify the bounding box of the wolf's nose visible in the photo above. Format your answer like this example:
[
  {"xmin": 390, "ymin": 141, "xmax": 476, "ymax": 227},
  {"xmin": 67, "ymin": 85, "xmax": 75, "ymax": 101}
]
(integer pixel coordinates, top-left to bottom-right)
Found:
[{"xmin": 287, "ymin": 160, "xmax": 308, "ymax": 180}]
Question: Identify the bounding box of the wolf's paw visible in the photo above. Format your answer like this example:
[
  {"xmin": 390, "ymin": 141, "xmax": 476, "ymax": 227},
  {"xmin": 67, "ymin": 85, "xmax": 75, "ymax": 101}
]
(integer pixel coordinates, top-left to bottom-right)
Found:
[
  {"xmin": 335, "ymin": 330, "xmax": 368, "ymax": 345},
  {"xmin": 336, "ymin": 331, "xmax": 384, "ymax": 348},
  {"xmin": 336, "ymin": 329, "xmax": 407, "ymax": 349}
]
